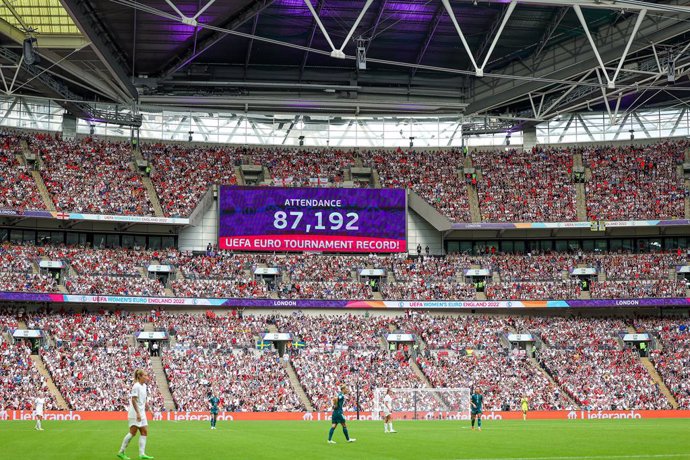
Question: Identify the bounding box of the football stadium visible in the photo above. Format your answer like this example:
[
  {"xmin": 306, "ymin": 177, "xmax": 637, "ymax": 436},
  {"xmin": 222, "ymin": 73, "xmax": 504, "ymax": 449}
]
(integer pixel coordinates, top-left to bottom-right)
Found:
[{"xmin": 1, "ymin": 0, "xmax": 690, "ymax": 459}]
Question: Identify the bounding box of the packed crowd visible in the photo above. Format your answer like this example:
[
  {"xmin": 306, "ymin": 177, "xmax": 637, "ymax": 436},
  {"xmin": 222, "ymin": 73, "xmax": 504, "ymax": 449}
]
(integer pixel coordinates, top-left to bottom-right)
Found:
[
  {"xmin": 1, "ymin": 310, "xmax": 688, "ymax": 411},
  {"xmin": 417, "ymin": 352, "xmax": 571, "ymax": 411},
  {"xmin": 584, "ymin": 142, "xmax": 686, "ymax": 221},
  {"xmin": 278, "ymin": 281, "xmax": 374, "ymax": 300},
  {"xmin": 473, "ymin": 148, "xmax": 577, "ymax": 222},
  {"xmin": 381, "ymin": 281, "xmax": 476, "ymax": 300},
  {"xmin": 33, "ymin": 135, "xmax": 154, "ymax": 215},
  {"xmin": 513, "ymin": 316, "xmax": 626, "ymax": 350},
  {"xmin": 291, "ymin": 348, "xmax": 424, "ymax": 411},
  {"xmin": 364, "ymin": 149, "xmax": 472, "ymax": 222},
  {"xmin": 485, "ymin": 281, "xmax": 579, "ymax": 300},
  {"xmin": 597, "ymin": 253, "xmax": 684, "ymax": 280},
  {"xmin": 537, "ymin": 348, "xmax": 669, "ymax": 410},
  {"xmin": 170, "ymin": 278, "xmax": 268, "ymax": 298},
  {"xmin": 635, "ymin": 318, "xmax": 690, "ymax": 408},
  {"xmin": 590, "ymin": 280, "xmax": 687, "ymax": 299},
  {"xmin": 153, "ymin": 311, "xmax": 269, "ymax": 350},
  {"xmin": 28, "ymin": 311, "xmax": 164, "ymax": 411},
  {"xmin": 245, "ymin": 148, "xmax": 358, "ymax": 187},
  {"xmin": 65, "ymin": 275, "xmax": 166, "ymax": 297},
  {"xmin": 0, "ymin": 272, "xmax": 58, "ymax": 293},
  {"xmin": 145, "ymin": 144, "xmax": 239, "ymax": 217},
  {"xmin": 162, "ymin": 348, "xmax": 303, "ymax": 412},
  {"xmin": 0, "ymin": 132, "xmax": 46, "ymax": 212}
]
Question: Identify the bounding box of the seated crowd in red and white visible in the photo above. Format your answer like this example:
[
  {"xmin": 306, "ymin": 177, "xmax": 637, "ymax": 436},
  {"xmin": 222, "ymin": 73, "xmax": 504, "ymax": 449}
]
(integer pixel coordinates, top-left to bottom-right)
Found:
[
  {"xmin": 31, "ymin": 134, "xmax": 154, "ymax": 215},
  {"xmin": 473, "ymin": 147, "xmax": 576, "ymax": 222},
  {"xmin": 28, "ymin": 311, "xmax": 164, "ymax": 411},
  {"xmin": 634, "ymin": 318, "xmax": 690, "ymax": 408},
  {"xmin": 0, "ymin": 131, "xmax": 45, "ymax": 212},
  {"xmin": 584, "ymin": 142, "xmax": 687, "ymax": 221},
  {"xmin": 364, "ymin": 149, "xmax": 472, "ymax": 222},
  {"xmin": 1, "ymin": 311, "xmax": 687, "ymax": 411}
]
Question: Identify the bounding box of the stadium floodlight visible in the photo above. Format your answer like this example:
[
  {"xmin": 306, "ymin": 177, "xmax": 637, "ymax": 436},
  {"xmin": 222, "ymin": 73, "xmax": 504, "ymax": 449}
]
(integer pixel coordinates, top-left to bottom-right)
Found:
[
  {"xmin": 23, "ymin": 37, "xmax": 39, "ymax": 66},
  {"xmin": 356, "ymin": 38, "xmax": 367, "ymax": 70},
  {"xmin": 373, "ymin": 387, "xmax": 471, "ymax": 421}
]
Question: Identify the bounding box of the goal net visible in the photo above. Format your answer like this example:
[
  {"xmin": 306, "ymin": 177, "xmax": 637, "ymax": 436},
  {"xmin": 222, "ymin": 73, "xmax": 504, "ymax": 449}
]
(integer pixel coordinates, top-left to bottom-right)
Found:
[{"xmin": 372, "ymin": 387, "xmax": 471, "ymax": 421}]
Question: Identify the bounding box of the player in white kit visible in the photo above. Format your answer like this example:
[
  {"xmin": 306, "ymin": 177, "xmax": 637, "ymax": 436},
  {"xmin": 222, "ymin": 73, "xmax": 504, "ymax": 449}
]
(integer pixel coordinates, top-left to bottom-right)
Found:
[
  {"xmin": 33, "ymin": 394, "xmax": 46, "ymax": 431},
  {"xmin": 117, "ymin": 369, "xmax": 154, "ymax": 460},
  {"xmin": 383, "ymin": 389, "xmax": 396, "ymax": 433}
]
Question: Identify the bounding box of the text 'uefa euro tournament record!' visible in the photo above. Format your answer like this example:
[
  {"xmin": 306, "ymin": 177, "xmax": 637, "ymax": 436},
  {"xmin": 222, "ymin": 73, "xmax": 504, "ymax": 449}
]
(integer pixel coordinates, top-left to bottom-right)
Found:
[{"xmin": 218, "ymin": 186, "xmax": 407, "ymax": 253}]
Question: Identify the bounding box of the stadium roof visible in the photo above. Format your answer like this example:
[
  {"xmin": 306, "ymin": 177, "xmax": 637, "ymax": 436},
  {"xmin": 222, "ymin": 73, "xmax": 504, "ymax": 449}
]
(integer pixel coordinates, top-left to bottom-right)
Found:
[{"xmin": 2, "ymin": 0, "xmax": 690, "ymax": 127}]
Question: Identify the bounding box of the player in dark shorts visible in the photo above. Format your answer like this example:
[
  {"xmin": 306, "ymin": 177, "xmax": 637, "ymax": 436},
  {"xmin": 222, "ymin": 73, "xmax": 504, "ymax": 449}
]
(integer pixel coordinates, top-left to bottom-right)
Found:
[
  {"xmin": 209, "ymin": 391, "xmax": 220, "ymax": 430},
  {"xmin": 471, "ymin": 387, "xmax": 484, "ymax": 431},
  {"xmin": 327, "ymin": 385, "xmax": 357, "ymax": 444}
]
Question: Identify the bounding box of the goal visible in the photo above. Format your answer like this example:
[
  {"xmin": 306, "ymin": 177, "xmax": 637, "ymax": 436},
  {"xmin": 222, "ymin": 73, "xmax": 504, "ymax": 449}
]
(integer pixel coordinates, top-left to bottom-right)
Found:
[{"xmin": 372, "ymin": 387, "xmax": 471, "ymax": 421}]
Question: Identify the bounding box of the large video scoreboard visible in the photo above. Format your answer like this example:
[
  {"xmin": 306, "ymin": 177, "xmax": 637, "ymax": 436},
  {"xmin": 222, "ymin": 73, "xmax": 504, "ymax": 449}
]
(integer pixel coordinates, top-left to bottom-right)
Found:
[{"xmin": 218, "ymin": 186, "xmax": 407, "ymax": 253}]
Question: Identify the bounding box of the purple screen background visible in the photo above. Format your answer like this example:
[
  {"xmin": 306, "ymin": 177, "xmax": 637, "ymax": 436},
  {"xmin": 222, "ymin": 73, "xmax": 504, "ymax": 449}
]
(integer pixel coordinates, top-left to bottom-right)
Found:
[{"xmin": 218, "ymin": 186, "xmax": 406, "ymax": 239}]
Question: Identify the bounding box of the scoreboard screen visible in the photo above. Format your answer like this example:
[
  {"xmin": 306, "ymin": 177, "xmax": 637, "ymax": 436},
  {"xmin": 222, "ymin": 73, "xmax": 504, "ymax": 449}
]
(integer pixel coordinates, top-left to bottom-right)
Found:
[{"xmin": 218, "ymin": 186, "xmax": 407, "ymax": 253}]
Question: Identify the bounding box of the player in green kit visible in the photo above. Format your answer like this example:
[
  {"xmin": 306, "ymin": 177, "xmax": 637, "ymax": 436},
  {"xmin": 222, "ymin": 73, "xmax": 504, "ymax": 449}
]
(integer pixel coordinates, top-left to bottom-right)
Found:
[
  {"xmin": 327, "ymin": 385, "xmax": 356, "ymax": 444},
  {"xmin": 208, "ymin": 391, "xmax": 220, "ymax": 430},
  {"xmin": 471, "ymin": 388, "xmax": 484, "ymax": 431}
]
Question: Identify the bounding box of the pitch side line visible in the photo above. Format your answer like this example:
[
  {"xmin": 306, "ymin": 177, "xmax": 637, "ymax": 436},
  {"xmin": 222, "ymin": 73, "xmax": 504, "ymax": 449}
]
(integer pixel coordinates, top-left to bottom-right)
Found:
[{"xmin": 456, "ymin": 454, "xmax": 690, "ymax": 460}]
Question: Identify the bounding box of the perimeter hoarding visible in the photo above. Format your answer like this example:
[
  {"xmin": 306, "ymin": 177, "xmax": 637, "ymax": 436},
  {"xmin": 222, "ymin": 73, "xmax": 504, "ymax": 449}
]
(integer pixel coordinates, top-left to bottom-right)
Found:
[
  {"xmin": 2, "ymin": 410, "xmax": 689, "ymax": 422},
  {"xmin": 218, "ymin": 186, "xmax": 407, "ymax": 253}
]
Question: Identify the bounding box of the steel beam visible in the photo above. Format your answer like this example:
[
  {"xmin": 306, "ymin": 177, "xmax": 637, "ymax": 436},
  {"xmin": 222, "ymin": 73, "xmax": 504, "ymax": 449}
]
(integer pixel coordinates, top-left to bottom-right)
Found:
[
  {"xmin": 299, "ymin": 0, "xmax": 325, "ymax": 80},
  {"xmin": 159, "ymin": 0, "xmax": 275, "ymax": 79},
  {"xmin": 60, "ymin": 0, "xmax": 138, "ymax": 100},
  {"xmin": 410, "ymin": 4, "xmax": 445, "ymax": 80},
  {"xmin": 466, "ymin": 2, "xmax": 690, "ymax": 114}
]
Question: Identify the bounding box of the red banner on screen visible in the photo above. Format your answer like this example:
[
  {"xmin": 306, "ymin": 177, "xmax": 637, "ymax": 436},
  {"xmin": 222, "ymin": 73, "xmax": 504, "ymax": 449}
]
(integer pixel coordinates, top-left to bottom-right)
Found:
[{"xmin": 219, "ymin": 234, "xmax": 407, "ymax": 253}]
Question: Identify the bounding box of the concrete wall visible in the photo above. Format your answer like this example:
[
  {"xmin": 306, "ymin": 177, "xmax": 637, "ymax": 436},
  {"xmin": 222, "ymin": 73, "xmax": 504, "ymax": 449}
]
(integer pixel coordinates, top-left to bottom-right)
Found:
[
  {"xmin": 178, "ymin": 199, "xmax": 218, "ymax": 251},
  {"xmin": 406, "ymin": 209, "xmax": 444, "ymax": 256}
]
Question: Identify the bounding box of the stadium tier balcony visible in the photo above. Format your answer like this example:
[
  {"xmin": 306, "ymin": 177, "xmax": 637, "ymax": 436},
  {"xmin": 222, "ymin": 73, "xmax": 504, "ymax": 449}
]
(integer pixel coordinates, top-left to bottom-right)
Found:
[
  {"xmin": 473, "ymin": 148, "xmax": 577, "ymax": 222},
  {"xmin": 33, "ymin": 136, "xmax": 154, "ymax": 215},
  {"xmin": 291, "ymin": 348, "xmax": 424, "ymax": 412},
  {"xmin": 145, "ymin": 143, "xmax": 239, "ymax": 218},
  {"xmin": 29, "ymin": 311, "xmax": 164, "ymax": 411},
  {"xmin": 417, "ymin": 352, "xmax": 571, "ymax": 411},
  {"xmin": 537, "ymin": 348, "xmax": 670, "ymax": 410},
  {"xmin": 0, "ymin": 132, "xmax": 46, "ymax": 212},
  {"xmin": 363, "ymin": 149, "xmax": 472, "ymax": 222},
  {"xmin": 162, "ymin": 349, "xmax": 303, "ymax": 412},
  {"xmin": 584, "ymin": 142, "xmax": 687, "ymax": 221},
  {"xmin": 634, "ymin": 318, "xmax": 690, "ymax": 408}
]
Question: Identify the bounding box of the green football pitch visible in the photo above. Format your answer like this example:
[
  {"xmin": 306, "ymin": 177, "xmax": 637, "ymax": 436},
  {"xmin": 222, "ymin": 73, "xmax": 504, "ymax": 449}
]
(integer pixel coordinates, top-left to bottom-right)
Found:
[{"xmin": 2, "ymin": 419, "xmax": 689, "ymax": 460}]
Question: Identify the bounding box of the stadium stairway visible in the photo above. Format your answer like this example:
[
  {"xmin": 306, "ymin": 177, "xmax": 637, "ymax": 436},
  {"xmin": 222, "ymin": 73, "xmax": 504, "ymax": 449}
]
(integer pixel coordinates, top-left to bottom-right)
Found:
[
  {"xmin": 372, "ymin": 168, "xmax": 382, "ymax": 188},
  {"xmin": 267, "ymin": 325, "xmax": 314, "ymax": 411},
  {"xmin": 408, "ymin": 356, "xmax": 450, "ymax": 410},
  {"xmin": 235, "ymin": 166, "xmax": 245, "ymax": 185},
  {"xmin": 573, "ymin": 153, "xmax": 588, "ymax": 221},
  {"xmin": 685, "ymin": 178, "xmax": 689, "ymax": 219},
  {"xmin": 30, "ymin": 355, "xmax": 70, "ymax": 410},
  {"xmin": 150, "ymin": 356, "xmax": 177, "ymax": 411},
  {"xmin": 31, "ymin": 171, "xmax": 57, "ymax": 212},
  {"xmin": 639, "ymin": 358, "xmax": 679, "ymax": 409},
  {"xmin": 141, "ymin": 176, "xmax": 165, "ymax": 217},
  {"xmin": 528, "ymin": 356, "xmax": 580, "ymax": 409}
]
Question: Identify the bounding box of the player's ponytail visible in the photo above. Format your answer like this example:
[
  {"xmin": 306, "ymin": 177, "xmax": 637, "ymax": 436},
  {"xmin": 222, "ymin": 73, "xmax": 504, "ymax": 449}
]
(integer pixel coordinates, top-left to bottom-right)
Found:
[{"xmin": 134, "ymin": 369, "xmax": 145, "ymax": 381}]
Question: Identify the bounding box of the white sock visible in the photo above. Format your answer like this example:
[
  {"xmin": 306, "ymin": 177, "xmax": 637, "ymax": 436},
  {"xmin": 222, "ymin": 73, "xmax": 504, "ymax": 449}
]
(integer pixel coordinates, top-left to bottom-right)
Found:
[
  {"xmin": 37, "ymin": 420, "xmax": 42, "ymax": 429},
  {"xmin": 389, "ymin": 422, "xmax": 394, "ymax": 431},
  {"xmin": 384, "ymin": 422, "xmax": 388, "ymax": 431},
  {"xmin": 120, "ymin": 433, "xmax": 133, "ymax": 453},
  {"xmin": 139, "ymin": 436, "xmax": 147, "ymax": 455}
]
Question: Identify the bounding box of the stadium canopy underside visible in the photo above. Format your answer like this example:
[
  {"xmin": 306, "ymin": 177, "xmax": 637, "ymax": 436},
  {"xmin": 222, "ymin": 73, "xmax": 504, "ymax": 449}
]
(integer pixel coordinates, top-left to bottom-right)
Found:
[{"xmin": 2, "ymin": 0, "xmax": 690, "ymax": 133}]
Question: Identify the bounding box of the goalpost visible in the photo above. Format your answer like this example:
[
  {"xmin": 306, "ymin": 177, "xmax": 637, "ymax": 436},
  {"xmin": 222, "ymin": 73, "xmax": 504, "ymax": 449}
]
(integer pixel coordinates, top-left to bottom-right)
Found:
[{"xmin": 372, "ymin": 387, "xmax": 471, "ymax": 421}]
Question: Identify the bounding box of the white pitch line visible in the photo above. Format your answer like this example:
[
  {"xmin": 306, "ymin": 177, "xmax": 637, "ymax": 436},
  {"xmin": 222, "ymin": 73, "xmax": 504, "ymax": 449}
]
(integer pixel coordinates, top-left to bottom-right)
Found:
[{"xmin": 455, "ymin": 454, "xmax": 690, "ymax": 460}]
